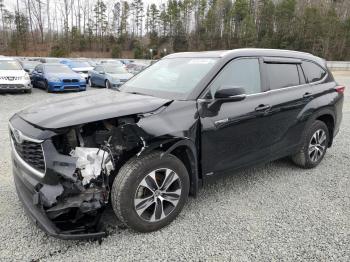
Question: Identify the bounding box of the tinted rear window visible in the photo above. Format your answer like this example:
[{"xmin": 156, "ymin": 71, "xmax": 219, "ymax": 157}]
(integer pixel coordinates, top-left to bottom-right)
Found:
[
  {"xmin": 302, "ymin": 61, "xmax": 327, "ymax": 83},
  {"xmin": 266, "ymin": 63, "xmax": 300, "ymax": 90}
]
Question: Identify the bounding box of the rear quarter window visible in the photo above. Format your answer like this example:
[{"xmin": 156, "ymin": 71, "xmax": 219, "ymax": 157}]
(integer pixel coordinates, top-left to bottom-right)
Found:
[
  {"xmin": 302, "ymin": 61, "xmax": 327, "ymax": 83},
  {"xmin": 265, "ymin": 63, "xmax": 300, "ymax": 90}
]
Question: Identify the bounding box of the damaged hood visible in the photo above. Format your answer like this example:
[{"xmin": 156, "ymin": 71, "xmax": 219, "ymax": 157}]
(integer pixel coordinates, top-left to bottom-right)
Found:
[{"xmin": 18, "ymin": 90, "xmax": 171, "ymax": 129}]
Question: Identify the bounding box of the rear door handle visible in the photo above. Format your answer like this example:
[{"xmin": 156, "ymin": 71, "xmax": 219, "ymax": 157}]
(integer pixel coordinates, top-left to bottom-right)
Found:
[
  {"xmin": 303, "ymin": 92, "xmax": 313, "ymax": 98},
  {"xmin": 255, "ymin": 104, "xmax": 271, "ymax": 111}
]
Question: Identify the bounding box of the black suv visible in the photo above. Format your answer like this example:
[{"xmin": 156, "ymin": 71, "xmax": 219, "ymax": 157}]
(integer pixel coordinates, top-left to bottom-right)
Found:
[{"xmin": 9, "ymin": 49, "xmax": 344, "ymax": 239}]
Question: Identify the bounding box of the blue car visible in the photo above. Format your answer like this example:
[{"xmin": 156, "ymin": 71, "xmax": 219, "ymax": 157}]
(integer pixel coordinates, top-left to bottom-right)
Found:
[
  {"xmin": 88, "ymin": 63, "xmax": 133, "ymax": 89},
  {"xmin": 32, "ymin": 63, "xmax": 86, "ymax": 92}
]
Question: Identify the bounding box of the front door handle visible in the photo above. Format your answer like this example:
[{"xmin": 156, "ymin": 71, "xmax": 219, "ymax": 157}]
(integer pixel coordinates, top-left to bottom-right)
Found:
[
  {"xmin": 303, "ymin": 92, "xmax": 313, "ymax": 98},
  {"xmin": 255, "ymin": 104, "xmax": 271, "ymax": 111}
]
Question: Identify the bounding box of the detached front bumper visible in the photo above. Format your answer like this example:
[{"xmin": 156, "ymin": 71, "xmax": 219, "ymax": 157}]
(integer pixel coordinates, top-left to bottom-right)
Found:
[
  {"xmin": 13, "ymin": 167, "xmax": 106, "ymax": 240},
  {"xmin": 10, "ymin": 117, "xmax": 107, "ymax": 240}
]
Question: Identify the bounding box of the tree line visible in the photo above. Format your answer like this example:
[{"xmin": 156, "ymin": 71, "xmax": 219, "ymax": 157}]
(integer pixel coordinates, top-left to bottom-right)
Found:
[{"xmin": 0, "ymin": 0, "xmax": 350, "ymax": 60}]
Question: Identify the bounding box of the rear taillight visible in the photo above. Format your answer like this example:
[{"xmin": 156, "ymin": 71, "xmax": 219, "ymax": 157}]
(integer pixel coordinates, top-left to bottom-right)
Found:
[{"xmin": 335, "ymin": 86, "xmax": 345, "ymax": 94}]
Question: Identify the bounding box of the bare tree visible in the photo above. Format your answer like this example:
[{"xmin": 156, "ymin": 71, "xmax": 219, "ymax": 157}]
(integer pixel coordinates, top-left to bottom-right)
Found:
[{"xmin": 30, "ymin": 0, "xmax": 45, "ymax": 44}]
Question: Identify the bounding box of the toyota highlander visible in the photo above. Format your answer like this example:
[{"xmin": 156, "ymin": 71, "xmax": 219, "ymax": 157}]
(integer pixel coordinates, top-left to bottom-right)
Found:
[{"xmin": 9, "ymin": 49, "xmax": 344, "ymax": 239}]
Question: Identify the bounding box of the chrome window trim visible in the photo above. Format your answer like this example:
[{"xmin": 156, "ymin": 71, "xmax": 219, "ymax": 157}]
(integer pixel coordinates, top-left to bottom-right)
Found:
[
  {"xmin": 198, "ymin": 68, "xmax": 329, "ymax": 101},
  {"xmin": 246, "ymin": 65, "xmax": 329, "ymax": 98}
]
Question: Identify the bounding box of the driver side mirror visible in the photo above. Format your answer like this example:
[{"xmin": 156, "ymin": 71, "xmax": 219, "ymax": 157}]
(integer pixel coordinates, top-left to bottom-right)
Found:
[
  {"xmin": 99, "ymin": 71, "xmax": 105, "ymax": 75},
  {"xmin": 214, "ymin": 86, "xmax": 246, "ymax": 102},
  {"xmin": 24, "ymin": 69, "xmax": 30, "ymax": 73}
]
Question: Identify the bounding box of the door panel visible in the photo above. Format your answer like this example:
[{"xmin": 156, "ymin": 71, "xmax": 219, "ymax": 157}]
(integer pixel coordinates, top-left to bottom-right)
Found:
[
  {"xmin": 199, "ymin": 93, "xmax": 278, "ymax": 174},
  {"xmin": 199, "ymin": 58, "xmax": 271, "ymax": 175},
  {"xmin": 37, "ymin": 72, "xmax": 44, "ymax": 89},
  {"xmin": 199, "ymin": 58, "xmax": 315, "ymax": 177},
  {"xmin": 258, "ymin": 85, "xmax": 314, "ymax": 156},
  {"xmin": 263, "ymin": 61, "xmax": 315, "ymax": 155}
]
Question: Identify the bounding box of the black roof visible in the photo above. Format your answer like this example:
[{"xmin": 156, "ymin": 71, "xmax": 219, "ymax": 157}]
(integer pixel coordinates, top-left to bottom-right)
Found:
[{"xmin": 165, "ymin": 48, "xmax": 325, "ymax": 66}]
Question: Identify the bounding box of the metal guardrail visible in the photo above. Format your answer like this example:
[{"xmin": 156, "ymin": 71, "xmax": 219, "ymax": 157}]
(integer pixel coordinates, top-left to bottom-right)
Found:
[{"xmin": 327, "ymin": 61, "xmax": 350, "ymax": 71}]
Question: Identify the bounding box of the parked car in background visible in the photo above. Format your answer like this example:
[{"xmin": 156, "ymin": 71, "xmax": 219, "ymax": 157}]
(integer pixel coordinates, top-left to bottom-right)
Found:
[
  {"xmin": 98, "ymin": 59, "xmax": 124, "ymax": 67},
  {"xmin": 86, "ymin": 60, "xmax": 97, "ymax": 67},
  {"xmin": 0, "ymin": 57, "xmax": 32, "ymax": 93},
  {"xmin": 119, "ymin": 59, "xmax": 133, "ymax": 65},
  {"xmin": 59, "ymin": 59, "xmax": 93, "ymax": 80},
  {"xmin": 20, "ymin": 60, "xmax": 42, "ymax": 77},
  {"xmin": 40, "ymin": 57, "xmax": 61, "ymax": 64},
  {"xmin": 126, "ymin": 63, "xmax": 149, "ymax": 75},
  {"xmin": 88, "ymin": 63, "xmax": 133, "ymax": 89},
  {"xmin": 32, "ymin": 63, "xmax": 86, "ymax": 92}
]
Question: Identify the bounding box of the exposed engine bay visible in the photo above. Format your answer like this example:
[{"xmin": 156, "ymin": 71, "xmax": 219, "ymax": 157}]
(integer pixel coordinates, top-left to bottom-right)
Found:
[{"xmin": 44, "ymin": 116, "xmax": 145, "ymax": 236}]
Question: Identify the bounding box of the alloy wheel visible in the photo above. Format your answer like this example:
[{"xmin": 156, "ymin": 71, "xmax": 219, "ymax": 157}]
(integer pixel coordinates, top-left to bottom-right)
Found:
[
  {"xmin": 134, "ymin": 168, "xmax": 182, "ymax": 222},
  {"xmin": 308, "ymin": 129, "xmax": 327, "ymax": 162}
]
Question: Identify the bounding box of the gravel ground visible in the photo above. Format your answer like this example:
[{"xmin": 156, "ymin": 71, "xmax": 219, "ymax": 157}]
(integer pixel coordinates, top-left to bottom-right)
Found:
[{"xmin": 0, "ymin": 73, "xmax": 349, "ymax": 261}]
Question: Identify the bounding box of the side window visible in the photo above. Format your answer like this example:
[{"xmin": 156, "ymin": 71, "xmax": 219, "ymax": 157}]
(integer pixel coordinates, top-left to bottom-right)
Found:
[
  {"xmin": 302, "ymin": 61, "xmax": 327, "ymax": 83},
  {"xmin": 94, "ymin": 66, "xmax": 102, "ymax": 72},
  {"xmin": 209, "ymin": 58, "xmax": 261, "ymax": 96},
  {"xmin": 265, "ymin": 63, "xmax": 300, "ymax": 90}
]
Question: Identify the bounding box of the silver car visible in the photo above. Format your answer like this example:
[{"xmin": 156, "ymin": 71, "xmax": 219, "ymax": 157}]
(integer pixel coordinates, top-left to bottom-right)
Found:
[
  {"xmin": 88, "ymin": 63, "xmax": 133, "ymax": 89},
  {"xmin": 0, "ymin": 57, "xmax": 32, "ymax": 93}
]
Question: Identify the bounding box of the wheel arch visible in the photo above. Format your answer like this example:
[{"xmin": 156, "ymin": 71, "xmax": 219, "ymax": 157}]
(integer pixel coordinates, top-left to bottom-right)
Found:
[
  {"xmin": 160, "ymin": 140, "xmax": 200, "ymax": 197},
  {"xmin": 308, "ymin": 108, "xmax": 335, "ymax": 147},
  {"xmin": 137, "ymin": 138, "xmax": 200, "ymax": 197}
]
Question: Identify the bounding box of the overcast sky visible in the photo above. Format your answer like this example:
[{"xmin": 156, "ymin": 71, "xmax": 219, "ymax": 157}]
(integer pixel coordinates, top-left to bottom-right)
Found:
[{"xmin": 3, "ymin": 0, "xmax": 163, "ymax": 11}]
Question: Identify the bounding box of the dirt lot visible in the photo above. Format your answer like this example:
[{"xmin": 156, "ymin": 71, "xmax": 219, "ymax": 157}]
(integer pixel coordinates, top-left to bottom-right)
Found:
[{"xmin": 0, "ymin": 72, "xmax": 349, "ymax": 261}]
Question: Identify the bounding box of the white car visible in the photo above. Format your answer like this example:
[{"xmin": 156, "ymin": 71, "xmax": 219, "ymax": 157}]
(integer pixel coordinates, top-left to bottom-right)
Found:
[
  {"xmin": 60, "ymin": 60, "xmax": 93, "ymax": 80},
  {"xmin": 0, "ymin": 57, "xmax": 32, "ymax": 93}
]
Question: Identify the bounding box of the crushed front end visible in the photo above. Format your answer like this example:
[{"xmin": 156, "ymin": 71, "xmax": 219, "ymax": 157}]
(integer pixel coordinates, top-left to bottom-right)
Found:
[{"xmin": 9, "ymin": 114, "xmax": 144, "ymax": 240}]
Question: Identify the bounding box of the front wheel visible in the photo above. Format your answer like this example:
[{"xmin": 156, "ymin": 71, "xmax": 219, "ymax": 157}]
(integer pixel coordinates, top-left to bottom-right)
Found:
[
  {"xmin": 291, "ymin": 120, "xmax": 329, "ymax": 168},
  {"xmin": 111, "ymin": 152, "xmax": 190, "ymax": 232},
  {"xmin": 105, "ymin": 80, "xmax": 111, "ymax": 89},
  {"xmin": 44, "ymin": 81, "xmax": 52, "ymax": 93},
  {"xmin": 88, "ymin": 77, "xmax": 94, "ymax": 87}
]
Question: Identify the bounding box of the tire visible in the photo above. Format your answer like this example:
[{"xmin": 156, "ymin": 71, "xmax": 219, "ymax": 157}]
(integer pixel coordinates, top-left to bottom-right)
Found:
[
  {"xmin": 88, "ymin": 77, "xmax": 94, "ymax": 87},
  {"xmin": 111, "ymin": 151, "xmax": 190, "ymax": 232},
  {"xmin": 291, "ymin": 120, "xmax": 329, "ymax": 169},
  {"xmin": 24, "ymin": 89, "xmax": 32, "ymax": 94},
  {"xmin": 44, "ymin": 81, "xmax": 51, "ymax": 93},
  {"xmin": 105, "ymin": 80, "xmax": 111, "ymax": 89}
]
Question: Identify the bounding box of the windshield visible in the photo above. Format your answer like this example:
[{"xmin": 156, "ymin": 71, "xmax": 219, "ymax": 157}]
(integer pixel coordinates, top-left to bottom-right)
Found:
[
  {"xmin": 45, "ymin": 65, "xmax": 73, "ymax": 73},
  {"xmin": 120, "ymin": 58, "xmax": 218, "ymax": 99},
  {"xmin": 105, "ymin": 65, "xmax": 128, "ymax": 74},
  {"xmin": 0, "ymin": 60, "xmax": 22, "ymax": 70},
  {"xmin": 70, "ymin": 61, "xmax": 91, "ymax": 68}
]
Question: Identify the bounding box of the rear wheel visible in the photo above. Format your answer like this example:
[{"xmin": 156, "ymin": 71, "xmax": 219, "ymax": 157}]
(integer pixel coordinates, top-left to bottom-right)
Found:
[
  {"xmin": 291, "ymin": 120, "xmax": 329, "ymax": 168},
  {"xmin": 111, "ymin": 152, "xmax": 189, "ymax": 232}
]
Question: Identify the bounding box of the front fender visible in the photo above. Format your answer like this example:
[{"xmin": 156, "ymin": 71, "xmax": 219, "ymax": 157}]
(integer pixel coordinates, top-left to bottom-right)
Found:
[{"xmin": 137, "ymin": 137, "xmax": 199, "ymax": 197}]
